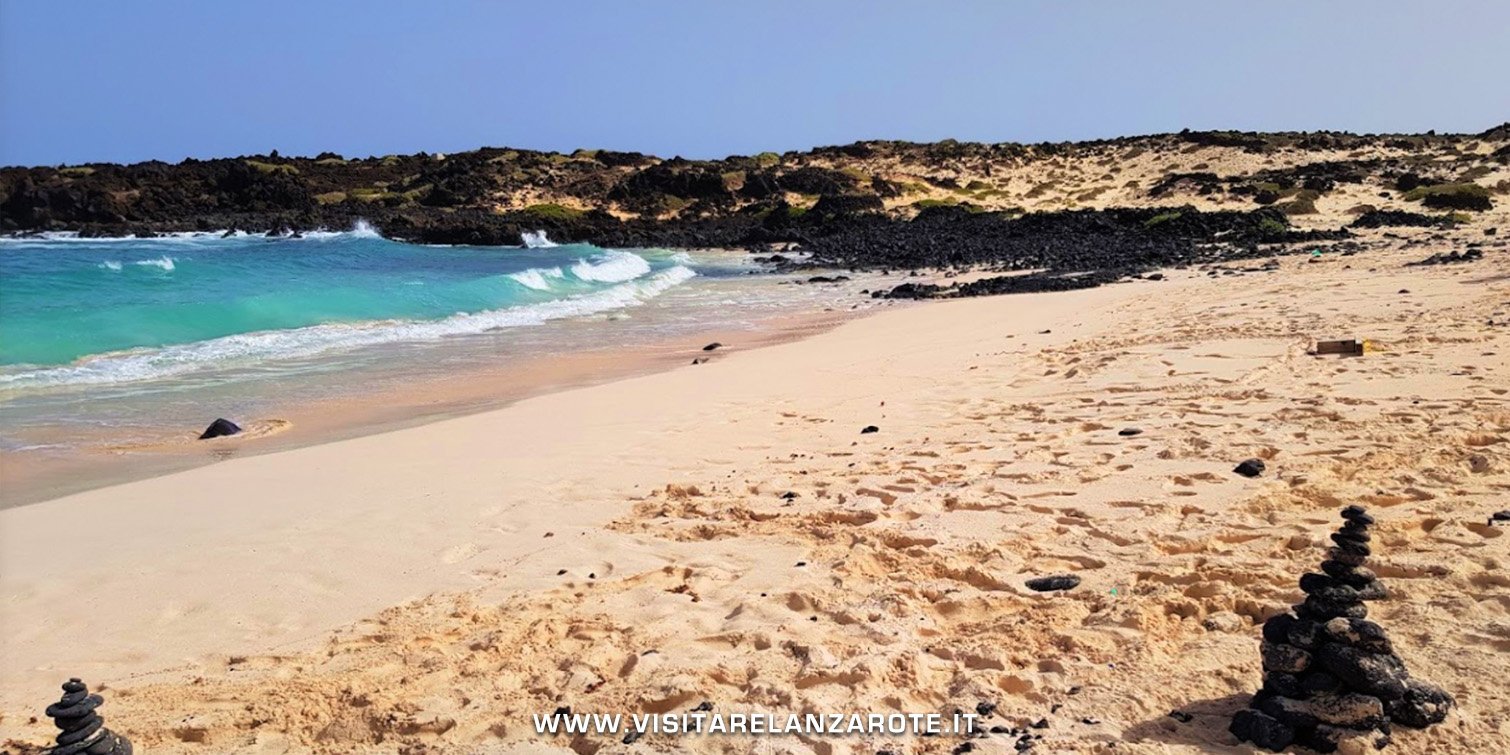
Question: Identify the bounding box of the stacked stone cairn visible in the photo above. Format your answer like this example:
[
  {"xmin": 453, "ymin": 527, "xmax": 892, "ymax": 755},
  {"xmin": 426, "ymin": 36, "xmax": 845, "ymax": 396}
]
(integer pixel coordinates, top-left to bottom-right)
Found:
[
  {"xmin": 43, "ymin": 678, "xmax": 133, "ymax": 755},
  {"xmin": 1230, "ymin": 506, "xmax": 1454, "ymax": 752}
]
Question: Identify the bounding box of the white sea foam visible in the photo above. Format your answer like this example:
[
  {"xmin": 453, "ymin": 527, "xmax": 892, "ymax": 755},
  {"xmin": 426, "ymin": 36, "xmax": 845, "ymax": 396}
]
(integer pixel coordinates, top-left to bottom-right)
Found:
[
  {"xmin": 508, "ymin": 266, "xmax": 566, "ymax": 291},
  {"xmin": 0, "ymin": 265, "xmax": 699, "ymax": 391},
  {"xmin": 570, "ymin": 250, "xmax": 652, "ymax": 283},
  {"xmin": 2, "ymin": 219, "xmax": 381, "ymax": 245},
  {"xmin": 521, "ymin": 230, "xmax": 558, "ymax": 248},
  {"xmin": 99, "ymin": 260, "xmax": 123, "ymax": 271},
  {"xmin": 132, "ymin": 255, "xmax": 175, "ymax": 271}
]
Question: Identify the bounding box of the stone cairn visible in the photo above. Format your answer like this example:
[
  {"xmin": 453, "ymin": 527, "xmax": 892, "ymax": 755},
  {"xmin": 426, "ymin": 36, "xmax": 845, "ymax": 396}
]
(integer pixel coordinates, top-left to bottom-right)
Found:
[
  {"xmin": 43, "ymin": 678, "xmax": 133, "ymax": 755},
  {"xmin": 1230, "ymin": 506, "xmax": 1454, "ymax": 752}
]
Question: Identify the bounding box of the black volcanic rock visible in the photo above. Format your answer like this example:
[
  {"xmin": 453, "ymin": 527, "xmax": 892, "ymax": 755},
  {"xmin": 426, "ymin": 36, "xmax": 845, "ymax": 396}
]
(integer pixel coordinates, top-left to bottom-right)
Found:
[
  {"xmin": 1229, "ymin": 507, "xmax": 1453, "ymax": 751},
  {"xmin": 44, "ymin": 678, "xmax": 132, "ymax": 755},
  {"xmin": 1024, "ymin": 575, "xmax": 1080, "ymax": 592},
  {"xmin": 1234, "ymin": 458, "xmax": 1266, "ymax": 477}
]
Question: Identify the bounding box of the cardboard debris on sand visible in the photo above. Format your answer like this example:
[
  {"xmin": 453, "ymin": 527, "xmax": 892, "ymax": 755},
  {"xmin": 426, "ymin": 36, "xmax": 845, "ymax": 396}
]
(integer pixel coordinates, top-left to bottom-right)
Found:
[{"xmin": 1315, "ymin": 338, "xmax": 1367, "ymax": 356}]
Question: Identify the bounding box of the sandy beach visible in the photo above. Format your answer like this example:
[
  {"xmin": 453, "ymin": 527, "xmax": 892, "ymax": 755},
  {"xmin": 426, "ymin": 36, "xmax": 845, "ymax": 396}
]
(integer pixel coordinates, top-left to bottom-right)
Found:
[{"xmin": 3, "ymin": 224, "xmax": 1507, "ymax": 753}]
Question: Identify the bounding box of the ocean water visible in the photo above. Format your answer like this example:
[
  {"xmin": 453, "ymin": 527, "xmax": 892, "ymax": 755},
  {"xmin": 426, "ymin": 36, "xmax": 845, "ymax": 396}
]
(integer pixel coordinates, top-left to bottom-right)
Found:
[{"xmin": 0, "ymin": 224, "xmax": 874, "ymax": 457}]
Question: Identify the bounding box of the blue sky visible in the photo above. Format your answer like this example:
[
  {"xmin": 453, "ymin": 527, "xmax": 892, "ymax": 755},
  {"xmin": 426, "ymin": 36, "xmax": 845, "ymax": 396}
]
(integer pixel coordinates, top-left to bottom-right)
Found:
[{"xmin": 2, "ymin": 1, "xmax": 1507, "ymax": 167}]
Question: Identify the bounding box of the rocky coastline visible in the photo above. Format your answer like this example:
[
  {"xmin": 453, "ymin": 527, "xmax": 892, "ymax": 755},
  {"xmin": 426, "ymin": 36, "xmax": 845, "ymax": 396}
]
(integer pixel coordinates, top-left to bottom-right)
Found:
[{"xmin": 3, "ymin": 127, "xmax": 1505, "ymax": 297}]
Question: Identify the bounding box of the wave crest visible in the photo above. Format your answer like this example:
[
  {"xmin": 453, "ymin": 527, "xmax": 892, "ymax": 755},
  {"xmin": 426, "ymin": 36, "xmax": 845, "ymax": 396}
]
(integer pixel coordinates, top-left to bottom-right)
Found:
[
  {"xmin": 570, "ymin": 250, "xmax": 652, "ymax": 283},
  {"xmin": 1, "ymin": 266, "xmax": 698, "ymax": 391}
]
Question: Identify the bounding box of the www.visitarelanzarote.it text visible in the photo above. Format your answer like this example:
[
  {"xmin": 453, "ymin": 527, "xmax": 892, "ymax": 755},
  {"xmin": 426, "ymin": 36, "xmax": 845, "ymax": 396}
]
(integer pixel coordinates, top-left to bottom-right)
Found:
[{"xmin": 533, "ymin": 710, "xmax": 981, "ymax": 737}]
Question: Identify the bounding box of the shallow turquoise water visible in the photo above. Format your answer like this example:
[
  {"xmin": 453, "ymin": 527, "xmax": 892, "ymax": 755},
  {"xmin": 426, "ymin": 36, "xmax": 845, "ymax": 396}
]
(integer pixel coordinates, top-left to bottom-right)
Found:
[
  {"xmin": 0, "ymin": 226, "xmax": 705, "ymax": 386},
  {"xmin": 0, "ymin": 225, "xmax": 873, "ymax": 456}
]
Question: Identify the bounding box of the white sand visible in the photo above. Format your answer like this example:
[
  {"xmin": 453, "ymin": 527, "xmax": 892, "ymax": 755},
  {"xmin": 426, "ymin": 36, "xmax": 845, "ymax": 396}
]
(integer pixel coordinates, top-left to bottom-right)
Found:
[{"xmin": 3, "ymin": 229, "xmax": 1509, "ymax": 753}]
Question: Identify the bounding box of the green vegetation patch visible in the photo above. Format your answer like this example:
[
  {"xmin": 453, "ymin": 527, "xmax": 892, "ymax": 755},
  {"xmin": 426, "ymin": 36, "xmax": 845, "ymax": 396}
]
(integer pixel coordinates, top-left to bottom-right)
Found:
[
  {"xmin": 1143, "ymin": 210, "xmax": 1183, "ymax": 228},
  {"xmin": 1403, "ymin": 182, "xmax": 1493, "ymax": 211},
  {"xmin": 245, "ymin": 160, "xmax": 299, "ymax": 175}
]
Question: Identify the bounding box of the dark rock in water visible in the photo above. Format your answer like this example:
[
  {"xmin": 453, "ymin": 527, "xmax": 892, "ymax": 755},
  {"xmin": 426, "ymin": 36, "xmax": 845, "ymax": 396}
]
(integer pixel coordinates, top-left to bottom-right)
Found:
[
  {"xmin": 1117, "ymin": 427, "xmax": 1143, "ymax": 436},
  {"xmin": 43, "ymin": 678, "xmax": 132, "ymax": 755},
  {"xmin": 1024, "ymin": 574, "xmax": 1080, "ymax": 592},
  {"xmin": 860, "ymin": 425, "xmax": 879, "ymax": 434},
  {"xmin": 1230, "ymin": 708, "xmax": 1295, "ymax": 751},
  {"xmin": 198, "ymin": 417, "xmax": 242, "ymax": 440},
  {"xmin": 702, "ymin": 342, "xmax": 723, "ymax": 351},
  {"xmin": 1234, "ymin": 458, "xmax": 1266, "ymax": 477},
  {"xmin": 1386, "ymin": 679, "xmax": 1454, "ymax": 728}
]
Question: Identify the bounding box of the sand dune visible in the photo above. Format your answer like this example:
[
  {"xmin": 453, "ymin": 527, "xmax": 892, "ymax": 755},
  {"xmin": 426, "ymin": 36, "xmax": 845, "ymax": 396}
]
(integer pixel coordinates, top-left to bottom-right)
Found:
[{"xmin": 3, "ymin": 225, "xmax": 1509, "ymax": 753}]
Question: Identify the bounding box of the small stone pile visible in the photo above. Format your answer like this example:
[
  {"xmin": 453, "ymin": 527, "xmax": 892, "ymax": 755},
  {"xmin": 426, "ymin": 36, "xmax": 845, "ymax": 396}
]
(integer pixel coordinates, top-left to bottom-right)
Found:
[
  {"xmin": 43, "ymin": 678, "xmax": 132, "ymax": 755},
  {"xmin": 1230, "ymin": 506, "xmax": 1453, "ymax": 752}
]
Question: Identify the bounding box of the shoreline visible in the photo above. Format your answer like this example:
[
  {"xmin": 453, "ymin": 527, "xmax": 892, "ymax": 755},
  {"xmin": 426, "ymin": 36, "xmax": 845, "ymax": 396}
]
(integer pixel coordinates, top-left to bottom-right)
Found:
[{"xmin": 0, "ymin": 302, "xmax": 874, "ymax": 509}]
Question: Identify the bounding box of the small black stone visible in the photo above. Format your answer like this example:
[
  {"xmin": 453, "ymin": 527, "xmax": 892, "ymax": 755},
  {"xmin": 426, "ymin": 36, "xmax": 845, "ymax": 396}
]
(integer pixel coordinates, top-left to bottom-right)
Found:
[
  {"xmin": 1230, "ymin": 708, "xmax": 1295, "ymax": 751},
  {"xmin": 1030, "ymin": 717, "xmax": 1049, "ymax": 729},
  {"xmin": 1340, "ymin": 505, "xmax": 1372, "ymax": 523},
  {"xmin": 1168, "ymin": 710, "xmax": 1193, "ymax": 723},
  {"xmin": 1302, "ymin": 595, "xmax": 1368, "ymax": 621},
  {"xmin": 1319, "ymin": 560, "xmax": 1376, "ymax": 587},
  {"xmin": 1331, "ymin": 532, "xmax": 1371, "ymax": 551},
  {"xmin": 976, "ymin": 701, "xmax": 996, "ymax": 717},
  {"xmin": 1262, "ymin": 613, "xmax": 1297, "ymax": 644},
  {"xmin": 1117, "ymin": 427, "xmax": 1143, "ymax": 436},
  {"xmin": 1491, "ymin": 510, "xmax": 1510, "ymax": 523},
  {"xmin": 1316, "ymin": 645, "xmax": 1409, "ymax": 700},
  {"xmin": 1262, "ymin": 672, "xmax": 1306, "ymax": 698},
  {"xmin": 1261, "ymin": 641, "xmax": 1313, "ymax": 674},
  {"xmin": 1285, "ymin": 618, "xmax": 1323, "ymax": 650},
  {"xmin": 860, "ymin": 425, "xmax": 880, "ymax": 434},
  {"xmin": 1024, "ymin": 574, "xmax": 1080, "ymax": 592},
  {"xmin": 1326, "ymin": 547, "xmax": 1369, "ymax": 566},
  {"xmin": 1234, "ymin": 458, "xmax": 1266, "ymax": 478},
  {"xmin": 1386, "ymin": 679, "xmax": 1454, "ymax": 728},
  {"xmin": 1299, "ymin": 572, "xmax": 1337, "ymax": 594},
  {"xmin": 702, "ymin": 342, "xmax": 722, "ymax": 351}
]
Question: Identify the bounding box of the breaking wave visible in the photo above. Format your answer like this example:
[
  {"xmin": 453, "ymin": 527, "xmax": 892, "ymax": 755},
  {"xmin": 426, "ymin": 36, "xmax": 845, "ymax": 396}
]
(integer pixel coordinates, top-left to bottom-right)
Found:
[
  {"xmin": 571, "ymin": 250, "xmax": 652, "ymax": 283},
  {"xmin": 521, "ymin": 230, "xmax": 558, "ymax": 248},
  {"xmin": 0, "ymin": 265, "xmax": 698, "ymax": 390},
  {"xmin": 508, "ymin": 266, "xmax": 565, "ymax": 291}
]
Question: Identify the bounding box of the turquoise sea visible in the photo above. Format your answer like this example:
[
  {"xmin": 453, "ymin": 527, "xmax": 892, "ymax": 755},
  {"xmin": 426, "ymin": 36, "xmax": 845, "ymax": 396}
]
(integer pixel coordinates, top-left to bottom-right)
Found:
[{"xmin": 0, "ymin": 224, "xmax": 871, "ymax": 461}]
